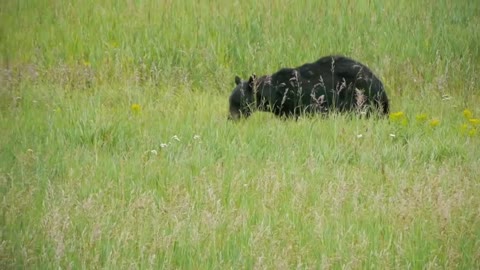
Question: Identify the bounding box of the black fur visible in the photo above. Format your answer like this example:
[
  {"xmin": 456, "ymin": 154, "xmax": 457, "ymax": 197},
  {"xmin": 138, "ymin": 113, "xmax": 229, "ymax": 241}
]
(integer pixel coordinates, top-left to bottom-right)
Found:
[{"xmin": 228, "ymin": 55, "xmax": 389, "ymax": 120}]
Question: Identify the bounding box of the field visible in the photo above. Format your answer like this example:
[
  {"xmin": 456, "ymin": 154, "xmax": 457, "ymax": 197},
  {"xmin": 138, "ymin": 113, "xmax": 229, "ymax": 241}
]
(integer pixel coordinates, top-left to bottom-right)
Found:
[{"xmin": 1, "ymin": 0, "xmax": 480, "ymax": 269}]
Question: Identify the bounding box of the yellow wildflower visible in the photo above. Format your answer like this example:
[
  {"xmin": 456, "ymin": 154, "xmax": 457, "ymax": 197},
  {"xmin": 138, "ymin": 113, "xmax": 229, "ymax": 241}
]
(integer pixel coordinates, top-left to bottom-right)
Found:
[
  {"xmin": 468, "ymin": 118, "xmax": 480, "ymax": 126},
  {"xmin": 131, "ymin": 103, "xmax": 141, "ymax": 113},
  {"xmin": 389, "ymin": 111, "xmax": 404, "ymax": 120},
  {"xmin": 429, "ymin": 118, "xmax": 440, "ymax": 127},
  {"xmin": 415, "ymin": 113, "xmax": 428, "ymax": 122},
  {"xmin": 460, "ymin": 123, "xmax": 478, "ymax": 137},
  {"xmin": 463, "ymin": 109, "xmax": 473, "ymax": 119}
]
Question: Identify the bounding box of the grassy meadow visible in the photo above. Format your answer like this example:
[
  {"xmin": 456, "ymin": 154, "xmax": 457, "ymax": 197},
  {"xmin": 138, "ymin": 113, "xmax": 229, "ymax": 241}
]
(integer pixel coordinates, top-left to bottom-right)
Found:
[{"xmin": 1, "ymin": 0, "xmax": 480, "ymax": 268}]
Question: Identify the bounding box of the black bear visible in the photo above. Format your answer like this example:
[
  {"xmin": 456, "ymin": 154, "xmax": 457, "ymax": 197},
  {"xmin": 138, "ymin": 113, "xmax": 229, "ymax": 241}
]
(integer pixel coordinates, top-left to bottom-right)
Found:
[{"xmin": 228, "ymin": 55, "xmax": 389, "ymax": 120}]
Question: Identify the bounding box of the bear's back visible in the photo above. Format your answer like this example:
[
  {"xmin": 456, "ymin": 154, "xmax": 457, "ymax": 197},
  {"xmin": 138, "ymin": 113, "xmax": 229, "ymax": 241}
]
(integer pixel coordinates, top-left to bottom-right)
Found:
[{"xmin": 299, "ymin": 56, "xmax": 367, "ymax": 79}]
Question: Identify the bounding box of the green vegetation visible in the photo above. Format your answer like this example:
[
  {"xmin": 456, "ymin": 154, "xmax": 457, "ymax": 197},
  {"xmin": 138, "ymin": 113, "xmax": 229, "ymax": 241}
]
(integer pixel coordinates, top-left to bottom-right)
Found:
[{"xmin": 1, "ymin": 0, "xmax": 479, "ymax": 268}]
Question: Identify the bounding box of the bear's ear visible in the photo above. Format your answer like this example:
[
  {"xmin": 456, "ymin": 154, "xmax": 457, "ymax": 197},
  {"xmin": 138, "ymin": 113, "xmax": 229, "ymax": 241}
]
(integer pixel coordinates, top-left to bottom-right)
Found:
[
  {"xmin": 235, "ymin": 76, "xmax": 242, "ymax": 85},
  {"xmin": 248, "ymin": 74, "xmax": 257, "ymax": 89}
]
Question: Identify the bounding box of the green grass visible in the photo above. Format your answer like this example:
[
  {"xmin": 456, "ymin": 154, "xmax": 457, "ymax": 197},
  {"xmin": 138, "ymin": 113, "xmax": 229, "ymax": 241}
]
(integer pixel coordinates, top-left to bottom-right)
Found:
[{"xmin": 1, "ymin": 0, "xmax": 480, "ymax": 269}]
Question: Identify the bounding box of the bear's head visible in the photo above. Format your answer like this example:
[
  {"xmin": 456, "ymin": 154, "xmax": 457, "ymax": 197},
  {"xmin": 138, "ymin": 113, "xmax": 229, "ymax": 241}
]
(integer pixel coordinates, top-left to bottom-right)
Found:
[{"xmin": 228, "ymin": 74, "xmax": 257, "ymax": 120}]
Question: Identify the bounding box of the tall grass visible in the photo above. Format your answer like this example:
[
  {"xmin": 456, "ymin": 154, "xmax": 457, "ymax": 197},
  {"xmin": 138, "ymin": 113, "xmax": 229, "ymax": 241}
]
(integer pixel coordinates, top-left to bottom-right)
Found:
[{"xmin": 1, "ymin": 0, "xmax": 480, "ymax": 269}]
